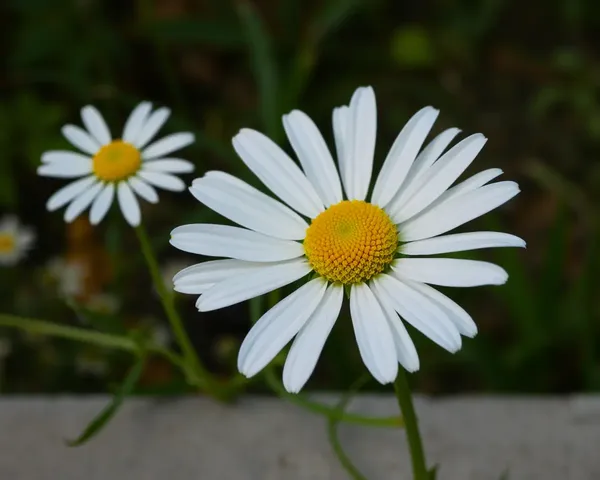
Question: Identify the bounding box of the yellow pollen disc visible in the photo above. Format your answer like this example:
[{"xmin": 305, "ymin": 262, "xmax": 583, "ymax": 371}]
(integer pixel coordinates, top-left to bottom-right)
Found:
[
  {"xmin": 0, "ymin": 234, "xmax": 15, "ymax": 254},
  {"xmin": 93, "ymin": 140, "xmax": 141, "ymax": 182},
  {"xmin": 304, "ymin": 200, "xmax": 398, "ymax": 284}
]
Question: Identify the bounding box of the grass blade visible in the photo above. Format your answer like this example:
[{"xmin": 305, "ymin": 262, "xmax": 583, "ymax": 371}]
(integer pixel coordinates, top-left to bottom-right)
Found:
[
  {"xmin": 67, "ymin": 357, "xmax": 145, "ymax": 446},
  {"xmin": 236, "ymin": 0, "xmax": 279, "ymax": 138}
]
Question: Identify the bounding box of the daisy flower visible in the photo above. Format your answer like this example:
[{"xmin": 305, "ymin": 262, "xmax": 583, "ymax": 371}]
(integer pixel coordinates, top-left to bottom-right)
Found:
[
  {"xmin": 170, "ymin": 86, "xmax": 524, "ymax": 393},
  {"xmin": 38, "ymin": 103, "xmax": 195, "ymax": 226},
  {"xmin": 0, "ymin": 215, "xmax": 35, "ymax": 266}
]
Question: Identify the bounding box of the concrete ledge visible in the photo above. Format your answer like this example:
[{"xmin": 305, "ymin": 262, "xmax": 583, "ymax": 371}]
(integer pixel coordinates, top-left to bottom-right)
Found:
[{"xmin": 1, "ymin": 395, "xmax": 599, "ymax": 479}]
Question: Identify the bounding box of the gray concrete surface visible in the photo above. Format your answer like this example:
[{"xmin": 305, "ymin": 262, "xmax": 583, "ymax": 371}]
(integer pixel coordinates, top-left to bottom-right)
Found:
[{"xmin": 0, "ymin": 395, "xmax": 599, "ymax": 479}]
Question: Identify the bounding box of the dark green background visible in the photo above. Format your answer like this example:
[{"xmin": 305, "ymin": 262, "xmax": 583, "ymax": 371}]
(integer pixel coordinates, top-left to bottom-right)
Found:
[{"xmin": 1, "ymin": 0, "xmax": 599, "ymax": 394}]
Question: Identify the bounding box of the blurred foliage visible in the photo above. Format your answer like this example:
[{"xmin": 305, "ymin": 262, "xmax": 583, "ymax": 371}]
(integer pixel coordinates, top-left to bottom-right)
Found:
[{"xmin": 1, "ymin": 0, "xmax": 600, "ymax": 395}]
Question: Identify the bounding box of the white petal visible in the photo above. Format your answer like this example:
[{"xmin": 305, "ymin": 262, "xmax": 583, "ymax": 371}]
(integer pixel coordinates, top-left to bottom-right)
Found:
[
  {"xmin": 232, "ymin": 129, "xmax": 324, "ymax": 218},
  {"xmin": 402, "ymin": 231, "xmax": 526, "ymax": 255},
  {"xmin": 142, "ymin": 158, "xmax": 194, "ymax": 173},
  {"xmin": 349, "ymin": 283, "xmax": 398, "ymax": 384},
  {"xmin": 402, "ymin": 280, "xmax": 477, "ymax": 337},
  {"xmin": 393, "ymin": 134, "xmax": 487, "ymax": 223},
  {"xmin": 385, "ymin": 128, "xmax": 461, "ymax": 214},
  {"xmin": 64, "ymin": 181, "xmax": 104, "ymax": 222},
  {"xmin": 197, "ymin": 258, "xmax": 312, "ymax": 312},
  {"xmin": 81, "ymin": 106, "xmax": 112, "ymax": 145},
  {"xmin": 371, "ymin": 106, "xmax": 439, "ymax": 208},
  {"xmin": 407, "ymin": 168, "xmax": 504, "ymax": 223},
  {"xmin": 345, "ymin": 87, "xmax": 377, "ymax": 200},
  {"xmin": 0, "ymin": 215, "xmax": 18, "ymax": 231},
  {"xmin": 173, "ymin": 259, "xmax": 269, "ymax": 294},
  {"xmin": 46, "ymin": 176, "xmax": 98, "ymax": 211},
  {"xmin": 37, "ymin": 157, "xmax": 92, "ymax": 178},
  {"xmin": 332, "ymin": 105, "xmax": 350, "ymax": 195},
  {"xmin": 392, "ymin": 258, "xmax": 508, "ymax": 287},
  {"xmin": 89, "ymin": 183, "xmax": 115, "ymax": 225},
  {"xmin": 122, "ymin": 102, "xmax": 153, "ymax": 144},
  {"xmin": 282, "ymin": 110, "xmax": 342, "ymax": 206},
  {"xmin": 401, "ymin": 181, "xmax": 520, "ymax": 241},
  {"xmin": 170, "ymin": 224, "xmax": 305, "ymax": 262},
  {"xmin": 128, "ymin": 176, "xmax": 159, "ymax": 203},
  {"xmin": 238, "ymin": 278, "xmax": 326, "ymax": 377},
  {"xmin": 62, "ymin": 125, "xmax": 101, "ymax": 155},
  {"xmin": 41, "ymin": 150, "xmax": 92, "ymax": 164},
  {"xmin": 370, "ymin": 283, "xmax": 419, "ymax": 371},
  {"xmin": 117, "ymin": 182, "xmax": 141, "ymax": 226},
  {"xmin": 282, "ymin": 284, "xmax": 343, "ymax": 393},
  {"xmin": 142, "ymin": 132, "xmax": 195, "ymax": 160},
  {"xmin": 371, "ymin": 274, "xmax": 461, "ymax": 353},
  {"xmin": 135, "ymin": 107, "xmax": 171, "ymax": 148},
  {"xmin": 189, "ymin": 172, "xmax": 308, "ymax": 240},
  {"xmin": 138, "ymin": 170, "xmax": 186, "ymax": 191},
  {"xmin": 436, "ymin": 168, "xmax": 503, "ymax": 204}
]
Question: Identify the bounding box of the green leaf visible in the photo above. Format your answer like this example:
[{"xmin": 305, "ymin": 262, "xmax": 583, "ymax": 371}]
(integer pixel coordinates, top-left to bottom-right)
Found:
[
  {"xmin": 67, "ymin": 357, "xmax": 145, "ymax": 446},
  {"xmin": 236, "ymin": 0, "xmax": 279, "ymax": 138}
]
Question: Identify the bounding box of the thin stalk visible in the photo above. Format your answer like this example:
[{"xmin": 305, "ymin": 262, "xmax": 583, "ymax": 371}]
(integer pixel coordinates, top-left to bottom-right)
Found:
[
  {"xmin": 0, "ymin": 314, "xmax": 184, "ymax": 368},
  {"xmin": 327, "ymin": 376, "xmax": 369, "ymax": 480},
  {"xmin": 134, "ymin": 224, "xmax": 225, "ymax": 399},
  {"xmin": 264, "ymin": 367, "xmax": 402, "ymax": 428},
  {"xmin": 394, "ymin": 370, "xmax": 428, "ymax": 480}
]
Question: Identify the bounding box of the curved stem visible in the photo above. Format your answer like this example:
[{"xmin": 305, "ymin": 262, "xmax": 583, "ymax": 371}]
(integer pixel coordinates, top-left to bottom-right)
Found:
[
  {"xmin": 0, "ymin": 314, "xmax": 185, "ymax": 368},
  {"xmin": 134, "ymin": 225, "xmax": 226, "ymax": 399},
  {"xmin": 327, "ymin": 376, "xmax": 369, "ymax": 480},
  {"xmin": 394, "ymin": 370, "xmax": 428, "ymax": 480},
  {"xmin": 264, "ymin": 368, "xmax": 402, "ymax": 428}
]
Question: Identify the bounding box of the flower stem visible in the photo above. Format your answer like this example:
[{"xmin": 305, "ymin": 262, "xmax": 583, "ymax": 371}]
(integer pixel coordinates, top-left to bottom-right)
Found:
[
  {"xmin": 264, "ymin": 367, "xmax": 403, "ymax": 428},
  {"xmin": 0, "ymin": 314, "xmax": 184, "ymax": 368},
  {"xmin": 134, "ymin": 224, "xmax": 224, "ymax": 399},
  {"xmin": 394, "ymin": 370, "xmax": 428, "ymax": 480}
]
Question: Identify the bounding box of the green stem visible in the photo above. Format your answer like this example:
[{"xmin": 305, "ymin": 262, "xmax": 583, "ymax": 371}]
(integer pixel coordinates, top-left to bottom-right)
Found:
[
  {"xmin": 134, "ymin": 224, "xmax": 223, "ymax": 398},
  {"xmin": 264, "ymin": 368, "xmax": 402, "ymax": 428},
  {"xmin": 327, "ymin": 376, "xmax": 369, "ymax": 480},
  {"xmin": 394, "ymin": 370, "xmax": 428, "ymax": 480},
  {"xmin": 0, "ymin": 314, "xmax": 184, "ymax": 368}
]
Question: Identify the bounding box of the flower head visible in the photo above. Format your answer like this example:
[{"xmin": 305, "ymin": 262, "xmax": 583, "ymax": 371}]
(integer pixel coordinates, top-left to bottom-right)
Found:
[
  {"xmin": 0, "ymin": 215, "xmax": 35, "ymax": 266},
  {"xmin": 39, "ymin": 103, "xmax": 195, "ymax": 226},
  {"xmin": 171, "ymin": 86, "xmax": 524, "ymax": 393}
]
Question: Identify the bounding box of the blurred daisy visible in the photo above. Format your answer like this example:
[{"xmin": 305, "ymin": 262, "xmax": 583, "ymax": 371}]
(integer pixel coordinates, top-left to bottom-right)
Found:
[
  {"xmin": 0, "ymin": 216, "xmax": 35, "ymax": 266},
  {"xmin": 46, "ymin": 257, "xmax": 86, "ymax": 298},
  {"xmin": 171, "ymin": 86, "xmax": 524, "ymax": 393},
  {"xmin": 38, "ymin": 103, "xmax": 195, "ymax": 226}
]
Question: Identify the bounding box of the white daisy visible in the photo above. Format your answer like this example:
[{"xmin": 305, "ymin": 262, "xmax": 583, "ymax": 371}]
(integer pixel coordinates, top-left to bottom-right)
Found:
[
  {"xmin": 170, "ymin": 86, "xmax": 524, "ymax": 393},
  {"xmin": 0, "ymin": 215, "xmax": 35, "ymax": 266},
  {"xmin": 38, "ymin": 102, "xmax": 196, "ymax": 227}
]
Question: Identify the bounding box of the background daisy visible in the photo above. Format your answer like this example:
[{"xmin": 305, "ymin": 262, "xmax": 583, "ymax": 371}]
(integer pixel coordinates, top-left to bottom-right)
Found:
[
  {"xmin": 38, "ymin": 103, "xmax": 195, "ymax": 227},
  {"xmin": 0, "ymin": 215, "xmax": 35, "ymax": 266},
  {"xmin": 171, "ymin": 86, "xmax": 524, "ymax": 393}
]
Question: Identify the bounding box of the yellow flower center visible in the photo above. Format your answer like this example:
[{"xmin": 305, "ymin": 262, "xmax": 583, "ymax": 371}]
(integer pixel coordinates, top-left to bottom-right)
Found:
[
  {"xmin": 93, "ymin": 140, "xmax": 141, "ymax": 182},
  {"xmin": 304, "ymin": 200, "xmax": 398, "ymax": 284},
  {"xmin": 0, "ymin": 234, "xmax": 15, "ymax": 254}
]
